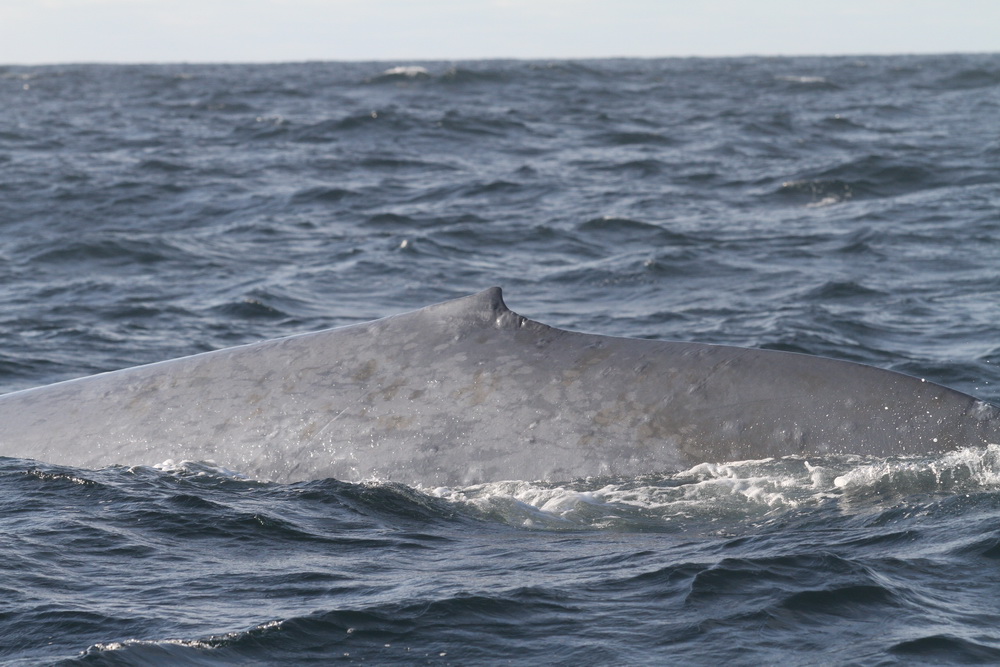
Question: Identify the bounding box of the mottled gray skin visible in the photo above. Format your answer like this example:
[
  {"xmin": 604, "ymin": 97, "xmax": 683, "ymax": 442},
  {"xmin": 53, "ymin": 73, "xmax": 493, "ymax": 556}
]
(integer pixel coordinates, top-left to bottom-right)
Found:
[{"xmin": 1, "ymin": 288, "xmax": 998, "ymax": 485}]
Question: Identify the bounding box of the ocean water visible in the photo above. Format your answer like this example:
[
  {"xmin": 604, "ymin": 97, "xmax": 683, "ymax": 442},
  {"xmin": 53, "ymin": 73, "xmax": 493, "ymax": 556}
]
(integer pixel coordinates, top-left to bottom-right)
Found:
[{"xmin": 2, "ymin": 54, "xmax": 1000, "ymax": 665}]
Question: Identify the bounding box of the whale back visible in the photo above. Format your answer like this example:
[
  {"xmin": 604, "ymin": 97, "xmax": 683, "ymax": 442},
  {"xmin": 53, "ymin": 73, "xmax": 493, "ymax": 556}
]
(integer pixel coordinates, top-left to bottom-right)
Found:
[{"xmin": 1, "ymin": 288, "xmax": 997, "ymax": 485}]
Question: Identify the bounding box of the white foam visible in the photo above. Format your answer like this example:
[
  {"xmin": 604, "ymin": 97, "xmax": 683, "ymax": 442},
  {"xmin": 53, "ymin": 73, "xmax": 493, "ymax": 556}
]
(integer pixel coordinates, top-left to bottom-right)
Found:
[
  {"xmin": 426, "ymin": 457, "xmax": 834, "ymax": 529},
  {"xmin": 382, "ymin": 66, "xmax": 430, "ymax": 77},
  {"xmin": 806, "ymin": 195, "xmax": 844, "ymax": 208},
  {"xmin": 775, "ymin": 75, "xmax": 829, "ymax": 84},
  {"xmin": 833, "ymin": 444, "xmax": 1000, "ymax": 495},
  {"xmin": 147, "ymin": 459, "xmax": 250, "ymax": 480},
  {"xmin": 425, "ymin": 446, "xmax": 1000, "ymax": 530}
]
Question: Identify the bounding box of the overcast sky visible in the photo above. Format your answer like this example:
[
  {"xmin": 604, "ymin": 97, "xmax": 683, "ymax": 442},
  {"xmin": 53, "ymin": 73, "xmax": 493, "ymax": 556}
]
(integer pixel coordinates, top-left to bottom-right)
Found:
[{"xmin": 2, "ymin": 0, "xmax": 998, "ymax": 64}]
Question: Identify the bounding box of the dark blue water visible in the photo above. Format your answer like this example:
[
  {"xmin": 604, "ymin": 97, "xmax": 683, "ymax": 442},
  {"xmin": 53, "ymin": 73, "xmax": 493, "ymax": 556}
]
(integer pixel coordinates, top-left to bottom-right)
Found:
[{"xmin": 2, "ymin": 55, "xmax": 1000, "ymax": 665}]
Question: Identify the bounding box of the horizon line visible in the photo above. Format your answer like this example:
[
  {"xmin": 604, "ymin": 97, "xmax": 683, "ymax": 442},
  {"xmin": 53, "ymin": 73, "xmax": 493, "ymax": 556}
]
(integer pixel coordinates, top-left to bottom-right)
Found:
[{"xmin": 4, "ymin": 50, "xmax": 998, "ymax": 68}]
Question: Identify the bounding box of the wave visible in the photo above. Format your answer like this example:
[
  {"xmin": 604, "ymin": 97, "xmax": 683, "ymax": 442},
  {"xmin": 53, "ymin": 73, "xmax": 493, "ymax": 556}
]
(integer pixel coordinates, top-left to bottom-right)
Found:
[
  {"xmin": 9, "ymin": 442, "xmax": 1000, "ymax": 665},
  {"xmin": 773, "ymin": 74, "xmax": 842, "ymax": 91},
  {"xmin": 772, "ymin": 154, "xmax": 943, "ymax": 205},
  {"xmin": 925, "ymin": 67, "xmax": 1000, "ymax": 91},
  {"xmin": 71, "ymin": 589, "xmax": 591, "ymax": 665},
  {"xmin": 362, "ymin": 64, "xmax": 522, "ymax": 87},
  {"xmin": 422, "ymin": 446, "xmax": 1000, "ymax": 532},
  {"xmin": 365, "ymin": 65, "xmax": 431, "ymax": 84},
  {"xmin": 576, "ymin": 216, "xmax": 697, "ymax": 246},
  {"xmin": 592, "ymin": 130, "xmax": 677, "ymax": 147},
  {"xmin": 13, "ymin": 445, "xmax": 1000, "ymax": 537}
]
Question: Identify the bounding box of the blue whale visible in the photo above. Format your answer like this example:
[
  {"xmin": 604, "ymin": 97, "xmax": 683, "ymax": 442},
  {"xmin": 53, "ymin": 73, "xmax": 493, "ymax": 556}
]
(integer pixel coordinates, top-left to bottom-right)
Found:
[{"xmin": 1, "ymin": 288, "xmax": 997, "ymax": 485}]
